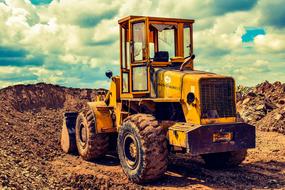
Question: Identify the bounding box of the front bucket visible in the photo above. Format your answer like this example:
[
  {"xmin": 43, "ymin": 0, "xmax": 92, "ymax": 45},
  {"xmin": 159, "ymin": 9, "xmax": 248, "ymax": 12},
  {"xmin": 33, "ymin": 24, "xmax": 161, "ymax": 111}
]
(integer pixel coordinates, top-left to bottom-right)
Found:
[{"xmin": 61, "ymin": 112, "xmax": 78, "ymax": 154}]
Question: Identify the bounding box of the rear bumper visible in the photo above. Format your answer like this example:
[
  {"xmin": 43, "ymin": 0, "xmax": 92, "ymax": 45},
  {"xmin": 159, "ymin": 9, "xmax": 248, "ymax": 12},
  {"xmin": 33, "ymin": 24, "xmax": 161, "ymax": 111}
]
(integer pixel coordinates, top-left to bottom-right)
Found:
[{"xmin": 187, "ymin": 122, "xmax": 255, "ymax": 155}]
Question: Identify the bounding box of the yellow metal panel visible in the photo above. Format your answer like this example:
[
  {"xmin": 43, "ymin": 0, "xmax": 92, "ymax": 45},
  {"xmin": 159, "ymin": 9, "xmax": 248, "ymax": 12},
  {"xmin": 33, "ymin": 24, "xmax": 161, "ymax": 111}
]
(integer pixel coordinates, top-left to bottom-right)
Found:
[
  {"xmin": 168, "ymin": 123, "xmax": 195, "ymax": 148},
  {"xmin": 201, "ymin": 117, "xmax": 236, "ymax": 125},
  {"xmin": 154, "ymin": 69, "xmax": 238, "ymax": 125},
  {"xmin": 120, "ymin": 93, "xmax": 133, "ymax": 99},
  {"xmin": 87, "ymin": 101, "xmax": 116, "ymax": 133},
  {"xmin": 169, "ymin": 130, "xmax": 187, "ymax": 148},
  {"xmin": 115, "ymin": 102, "xmax": 123, "ymax": 129},
  {"xmin": 156, "ymin": 70, "xmax": 184, "ymax": 98},
  {"xmin": 108, "ymin": 76, "xmax": 120, "ymax": 107},
  {"xmin": 120, "ymin": 98, "xmax": 181, "ymax": 102},
  {"xmin": 180, "ymin": 74, "xmax": 202, "ymax": 124}
]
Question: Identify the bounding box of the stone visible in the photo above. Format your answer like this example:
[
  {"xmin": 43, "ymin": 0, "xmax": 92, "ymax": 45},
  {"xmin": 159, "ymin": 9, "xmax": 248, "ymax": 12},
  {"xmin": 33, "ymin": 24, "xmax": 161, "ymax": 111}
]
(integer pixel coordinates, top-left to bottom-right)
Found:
[
  {"xmin": 265, "ymin": 101, "xmax": 277, "ymax": 110},
  {"xmin": 248, "ymin": 91, "xmax": 257, "ymax": 97},
  {"xmin": 278, "ymin": 99, "xmax": 285, "ymax": 105},
  {"xmin": 256, "ymin": 104, "xmax": 265, "ymax": 111},
  {"xmin": 243, "ymin": 98, "xmax": 250, "ymax": 104},
  {"xmin": 275, "ymin": 114, "xmax": 283, "ymax": 121}
]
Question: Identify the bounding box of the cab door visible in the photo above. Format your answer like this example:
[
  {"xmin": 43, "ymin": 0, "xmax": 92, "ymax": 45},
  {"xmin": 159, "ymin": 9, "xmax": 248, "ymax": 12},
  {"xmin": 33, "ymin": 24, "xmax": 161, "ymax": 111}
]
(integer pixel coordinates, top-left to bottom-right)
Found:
[{"xmin": 129, "ymin": 18, "xmax": 150, "ymax": 96}]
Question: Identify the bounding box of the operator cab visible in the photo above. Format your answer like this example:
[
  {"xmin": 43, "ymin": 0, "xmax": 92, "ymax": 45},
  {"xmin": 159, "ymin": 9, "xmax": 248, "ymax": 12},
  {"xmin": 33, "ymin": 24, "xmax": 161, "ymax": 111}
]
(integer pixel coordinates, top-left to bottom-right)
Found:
[{"xmin": 118, "ymin": 16, "xmax": 194, "ymax": 98}]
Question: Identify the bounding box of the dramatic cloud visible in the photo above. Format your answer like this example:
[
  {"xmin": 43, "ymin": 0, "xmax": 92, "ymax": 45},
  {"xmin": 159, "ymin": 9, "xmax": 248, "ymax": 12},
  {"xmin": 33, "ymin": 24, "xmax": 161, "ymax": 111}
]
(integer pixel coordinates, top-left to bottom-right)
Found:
[
  {"xmin": 259, "ymin": 0, "xmax": 285, "ymax": 29},
  {"xmin": 0, "ymin": 0, "xmax": 284, "ymax": 89}
]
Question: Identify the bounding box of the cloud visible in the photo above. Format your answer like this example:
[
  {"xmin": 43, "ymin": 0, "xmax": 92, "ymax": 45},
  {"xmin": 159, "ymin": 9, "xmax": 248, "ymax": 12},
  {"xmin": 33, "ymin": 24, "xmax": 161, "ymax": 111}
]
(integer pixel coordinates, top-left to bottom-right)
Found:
[
  {"xmin": 0, "ymin": 46, "xmax": 44, "ymax": 67},
  {"xmin": 45, "ymin": 0, "xmax": 120, "ymax": 26},
  {"xmin": 0, "ymin": 0, "xmax": 284, "ymax": 89},
  {"xmin": 0, "ymin": 46, "xmax": 27, "ymax": 57},
  {"xmin": 154, "ymin": 0, "xmax": 258, "ymax": 20},
  {"xmin": 212, "ymin": 0, "xmax": 258, "ymax": 15},
  {"xmin": 259, "ymin": 0, "xmax": 285, "ymax": 29},
  {"xmin": 0, "ymin": 66, "xmax": 38, "ymax": 82},
  {"xmin": 0, "ymin": 55, "xmax": 43, "ymax": 67},
  {"xmin": 75, "ymin": 10, "xmax": 117, "ymax": 28},
  {"xmin": 254, "ymin": 33, "xmax": 285, "ymax": 53}
]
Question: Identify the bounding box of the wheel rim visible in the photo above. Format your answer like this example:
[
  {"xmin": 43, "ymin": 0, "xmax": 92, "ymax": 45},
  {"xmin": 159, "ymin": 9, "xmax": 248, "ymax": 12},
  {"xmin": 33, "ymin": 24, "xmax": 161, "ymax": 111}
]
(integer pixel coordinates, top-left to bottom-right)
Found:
[
  {"xmin": 123, "ymin": 133, "xmax": 139, "ymax": 169},
  {"xmin": 79, "ymin": 123, "xmax": 87, "ymax": 147}
]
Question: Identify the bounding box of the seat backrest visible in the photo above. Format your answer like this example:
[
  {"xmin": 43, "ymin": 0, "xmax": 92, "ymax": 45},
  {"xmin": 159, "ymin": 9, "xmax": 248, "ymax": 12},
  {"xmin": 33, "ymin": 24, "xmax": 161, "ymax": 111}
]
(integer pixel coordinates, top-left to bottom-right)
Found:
[{"xmin": 153, "ymin": 51, "xmax": 169, "ymax": 62}]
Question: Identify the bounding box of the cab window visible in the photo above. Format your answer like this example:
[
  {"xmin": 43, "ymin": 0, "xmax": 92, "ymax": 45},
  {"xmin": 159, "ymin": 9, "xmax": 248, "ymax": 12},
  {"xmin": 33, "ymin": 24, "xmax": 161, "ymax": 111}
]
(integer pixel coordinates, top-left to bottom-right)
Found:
[
  {"xmin": 133, "ymin": 22, "xmax": 146, "ymax": 61},
  {"xmin": 184, "ymin": 24, "xmax": 192, "ymax": 57},
  {"xmin": 149, "ymin": 24, "xmax": 177, "ymax": 61}
]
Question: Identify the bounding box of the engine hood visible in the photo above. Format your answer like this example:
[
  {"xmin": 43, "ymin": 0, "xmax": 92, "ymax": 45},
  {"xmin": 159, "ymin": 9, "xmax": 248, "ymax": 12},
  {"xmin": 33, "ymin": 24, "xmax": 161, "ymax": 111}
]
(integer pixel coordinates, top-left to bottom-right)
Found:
[
  {"xmin": 152, "ymin": 67, "xmax": 236, "ymax": 124},
  {"xmin": 153, "ymin": 68, "xmax": 231, "ymax": 99}
]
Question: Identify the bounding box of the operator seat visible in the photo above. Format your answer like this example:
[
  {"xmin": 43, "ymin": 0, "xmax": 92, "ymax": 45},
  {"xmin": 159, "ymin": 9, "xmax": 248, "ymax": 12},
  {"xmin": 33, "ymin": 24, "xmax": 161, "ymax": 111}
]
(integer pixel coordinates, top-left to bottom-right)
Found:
[{"xmin": 153, "ymin": 51, "xmax": 169, "ymax": 62}]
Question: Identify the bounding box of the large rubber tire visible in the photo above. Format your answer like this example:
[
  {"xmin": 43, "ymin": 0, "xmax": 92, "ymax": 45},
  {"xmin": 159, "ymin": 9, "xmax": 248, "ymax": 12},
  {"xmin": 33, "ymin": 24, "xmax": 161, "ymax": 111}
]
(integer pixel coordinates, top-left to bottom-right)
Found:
[
  {"xmin": 75, "ymin": 109, "xmax": 109, "ymax": 161},
  {"xmin": 117, "ymin": 114, "xmax": 168, "ymax": 183},
  {"xmin": 201, "ymin": 149, "xmax": 247, "ymax": 168}
]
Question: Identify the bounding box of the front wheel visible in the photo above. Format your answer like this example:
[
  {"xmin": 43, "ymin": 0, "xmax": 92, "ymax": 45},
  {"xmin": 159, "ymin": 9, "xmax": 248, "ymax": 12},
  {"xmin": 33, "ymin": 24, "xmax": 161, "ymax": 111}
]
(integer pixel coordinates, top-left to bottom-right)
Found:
[
  {"xmin": 201, "ymin": 150, "xmax": 247, "ymax": 168},
  {"xmin": 117, "ymin": 114, "xmax": 168, "ymax": 183},
  {"xmin": 75, "ymin": 109, "xmax": 109, "ymax": 161}
]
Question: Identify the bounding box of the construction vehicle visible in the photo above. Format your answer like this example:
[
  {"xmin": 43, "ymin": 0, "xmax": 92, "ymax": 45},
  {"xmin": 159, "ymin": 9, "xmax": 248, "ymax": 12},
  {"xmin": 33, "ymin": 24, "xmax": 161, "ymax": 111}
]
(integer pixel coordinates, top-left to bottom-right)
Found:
[{"xmin": 61, "ymin": 16, "xmax": 255, "ymax": 183}]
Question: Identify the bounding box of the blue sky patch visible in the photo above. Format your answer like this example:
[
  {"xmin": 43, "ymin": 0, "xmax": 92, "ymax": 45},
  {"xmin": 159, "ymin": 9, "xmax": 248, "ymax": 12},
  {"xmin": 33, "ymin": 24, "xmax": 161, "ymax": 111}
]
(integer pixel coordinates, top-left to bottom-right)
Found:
[
  {"xmin": 30, "ymin": 0, "xmax": 53, "ymax": 5},
  {"xmin": 242, "ymin": 27, "xmax": 266, "ymax": 43}
]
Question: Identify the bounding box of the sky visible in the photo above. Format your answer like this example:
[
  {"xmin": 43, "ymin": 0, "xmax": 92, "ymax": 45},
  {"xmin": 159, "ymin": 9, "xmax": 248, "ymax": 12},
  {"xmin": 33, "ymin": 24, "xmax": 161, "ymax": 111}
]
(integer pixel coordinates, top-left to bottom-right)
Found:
[{"xmin": 0, "ymin": 0, "xmax": 285, "ymax": 89}]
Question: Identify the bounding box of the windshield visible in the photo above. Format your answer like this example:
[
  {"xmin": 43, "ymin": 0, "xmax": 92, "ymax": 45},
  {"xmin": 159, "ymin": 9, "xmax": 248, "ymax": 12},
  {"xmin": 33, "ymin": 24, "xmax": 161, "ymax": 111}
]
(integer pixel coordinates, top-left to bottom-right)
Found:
[
  {"xmin": 158, "ymin": 27, "xmax": 175, "ymax": 58},
  {"xmin": 149, "ymin": 24, "xmax": 177, "ymax": 61}
]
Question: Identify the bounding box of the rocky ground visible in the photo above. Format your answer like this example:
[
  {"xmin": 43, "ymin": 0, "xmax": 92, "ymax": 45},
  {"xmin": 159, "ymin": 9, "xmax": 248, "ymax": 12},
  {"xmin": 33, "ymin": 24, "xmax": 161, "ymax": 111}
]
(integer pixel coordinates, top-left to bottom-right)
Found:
[
  {"xmin": 237, "ymin": 81, "xmax": 285, "ymax": 134},
  {"xmin": 0, "ymin": 82, "xmax": 284, "ymax": 190}
]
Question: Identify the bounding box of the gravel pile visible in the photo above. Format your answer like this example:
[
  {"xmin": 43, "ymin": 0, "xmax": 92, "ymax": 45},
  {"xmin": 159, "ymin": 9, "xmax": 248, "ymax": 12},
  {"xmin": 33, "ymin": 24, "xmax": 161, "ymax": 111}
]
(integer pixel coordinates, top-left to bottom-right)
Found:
[
  {"xmin": 0, "ymin": 82, "xmax": 284, "ymax": 189},
  {"xmin": 237, "ymin": 81, "xmax": 285, "ymax": 134},
  {"xmin": 0, "ymin": 83, "xmax": 104, "ymax": 189}
]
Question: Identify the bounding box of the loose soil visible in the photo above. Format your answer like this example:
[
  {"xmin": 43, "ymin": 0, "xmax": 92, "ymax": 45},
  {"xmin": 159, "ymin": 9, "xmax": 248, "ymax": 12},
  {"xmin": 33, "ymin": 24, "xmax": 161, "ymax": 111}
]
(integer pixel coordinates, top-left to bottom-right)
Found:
[{"xmin": 0, "ymin": 83, "xmax": 284, "ymax": 189}]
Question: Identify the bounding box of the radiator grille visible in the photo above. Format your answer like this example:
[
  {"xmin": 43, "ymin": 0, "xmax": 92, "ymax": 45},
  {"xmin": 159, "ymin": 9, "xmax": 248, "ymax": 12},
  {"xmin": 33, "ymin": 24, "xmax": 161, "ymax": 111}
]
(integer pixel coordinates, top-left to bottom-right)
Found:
[{"xmin": 200, "ymin": 78, "xmax": 236, "ymax": 119}]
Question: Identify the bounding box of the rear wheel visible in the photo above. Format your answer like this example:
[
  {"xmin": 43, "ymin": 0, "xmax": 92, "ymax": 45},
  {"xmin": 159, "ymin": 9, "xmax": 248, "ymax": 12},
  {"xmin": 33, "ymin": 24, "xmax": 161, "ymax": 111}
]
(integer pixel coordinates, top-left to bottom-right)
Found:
[
  {"xmin": 117, "ymin": 114, "xmax": 168, "ymax": 183},
  {"xmin": 201, "ymin": 149, "xmax": 247, "ymax": 168},
  {"xmin": 75, "ymin": 109, "xmax": 109, "ymax": 161}
]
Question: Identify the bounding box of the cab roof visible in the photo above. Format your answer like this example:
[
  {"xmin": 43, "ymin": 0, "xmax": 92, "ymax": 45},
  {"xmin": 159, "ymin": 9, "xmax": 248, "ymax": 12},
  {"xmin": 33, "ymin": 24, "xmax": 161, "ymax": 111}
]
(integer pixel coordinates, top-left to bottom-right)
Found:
[{"xmin": 118, "ymin": 15, "xmax": 195, "ymax": 24}]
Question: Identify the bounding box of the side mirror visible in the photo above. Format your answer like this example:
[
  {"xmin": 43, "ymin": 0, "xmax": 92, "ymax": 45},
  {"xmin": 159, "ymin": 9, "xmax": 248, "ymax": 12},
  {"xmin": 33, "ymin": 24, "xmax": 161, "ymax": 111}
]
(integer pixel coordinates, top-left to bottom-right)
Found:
[{"xmin": 105, "ymin": 70, "xmax": 113, "ymax": 79}]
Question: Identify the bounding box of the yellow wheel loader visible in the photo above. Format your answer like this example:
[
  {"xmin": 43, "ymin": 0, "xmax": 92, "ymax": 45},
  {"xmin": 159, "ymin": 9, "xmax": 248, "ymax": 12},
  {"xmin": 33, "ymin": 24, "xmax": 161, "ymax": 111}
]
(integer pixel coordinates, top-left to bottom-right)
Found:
[{"xmin": 61, "ymin": 16, "xmax": 255, "ymax": 183}]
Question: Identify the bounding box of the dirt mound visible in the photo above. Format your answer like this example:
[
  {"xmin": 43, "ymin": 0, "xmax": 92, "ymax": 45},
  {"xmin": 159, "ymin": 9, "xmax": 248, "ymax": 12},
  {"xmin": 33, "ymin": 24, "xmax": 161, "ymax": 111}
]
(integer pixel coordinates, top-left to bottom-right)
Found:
[
  {"xmin": 237, "ymin": 81, "xmax": 285, "ymax": 134},
  {"xmin": 0, "ymin": 82, "xmax": 285, "ymax": 189},
  {"xmin": 0, "ymin": 83, "xmax": 104, "ymax": 113},
  {"xmin": 0, "ymin": 83, "xmax": 107, "ymax": 189}
]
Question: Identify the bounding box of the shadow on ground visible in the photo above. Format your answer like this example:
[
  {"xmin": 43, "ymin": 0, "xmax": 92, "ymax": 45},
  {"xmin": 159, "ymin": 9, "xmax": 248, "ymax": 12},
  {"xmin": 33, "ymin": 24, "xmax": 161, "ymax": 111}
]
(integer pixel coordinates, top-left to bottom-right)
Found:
[
  {"xmin": 88, "ymin": 153, "xmax": 285, "ymax": 189},
  {"xmin": 145, "ymin": 156, "xmax": 285, "ymax": 189}
]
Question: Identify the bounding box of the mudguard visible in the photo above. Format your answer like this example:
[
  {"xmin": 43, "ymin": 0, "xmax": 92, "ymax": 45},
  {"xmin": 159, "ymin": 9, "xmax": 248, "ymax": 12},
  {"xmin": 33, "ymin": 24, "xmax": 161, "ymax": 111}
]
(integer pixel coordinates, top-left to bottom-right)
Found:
[{"xmin": 87, "ymin": 101, "xmax": 116, "ymax": 133}]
